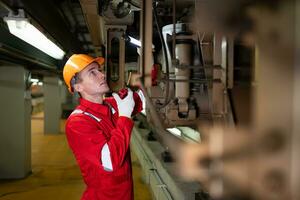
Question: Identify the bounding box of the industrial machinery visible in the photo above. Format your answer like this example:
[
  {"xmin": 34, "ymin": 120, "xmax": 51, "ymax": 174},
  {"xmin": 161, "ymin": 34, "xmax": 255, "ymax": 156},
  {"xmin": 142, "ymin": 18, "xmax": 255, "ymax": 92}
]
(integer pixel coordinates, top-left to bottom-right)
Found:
[{"xmin": 79, "ymin": 0, "xmax": 300, "ymax": 200}]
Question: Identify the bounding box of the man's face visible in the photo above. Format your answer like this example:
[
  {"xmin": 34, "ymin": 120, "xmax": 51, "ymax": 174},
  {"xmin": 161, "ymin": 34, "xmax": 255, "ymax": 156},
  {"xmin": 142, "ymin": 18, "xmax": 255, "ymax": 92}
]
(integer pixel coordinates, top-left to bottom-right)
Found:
[{"xmin": 75, "ymin": 62, "xmax": 110, "ymax": 96}]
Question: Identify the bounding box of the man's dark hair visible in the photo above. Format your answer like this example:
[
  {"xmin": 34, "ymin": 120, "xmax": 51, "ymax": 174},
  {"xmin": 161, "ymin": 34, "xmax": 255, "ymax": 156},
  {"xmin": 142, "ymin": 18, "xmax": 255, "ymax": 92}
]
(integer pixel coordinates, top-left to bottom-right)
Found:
[{"xmin": 70, "ymin": 73, "xmax": 82, "ymax": 96}]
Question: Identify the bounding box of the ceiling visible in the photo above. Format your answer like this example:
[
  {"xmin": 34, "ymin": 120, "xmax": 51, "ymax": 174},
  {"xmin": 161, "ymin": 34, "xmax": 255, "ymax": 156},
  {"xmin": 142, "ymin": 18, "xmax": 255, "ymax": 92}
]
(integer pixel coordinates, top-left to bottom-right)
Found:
[{"xmin": 0, "ymin": 0, "xmax": 197, "ymax": 75}]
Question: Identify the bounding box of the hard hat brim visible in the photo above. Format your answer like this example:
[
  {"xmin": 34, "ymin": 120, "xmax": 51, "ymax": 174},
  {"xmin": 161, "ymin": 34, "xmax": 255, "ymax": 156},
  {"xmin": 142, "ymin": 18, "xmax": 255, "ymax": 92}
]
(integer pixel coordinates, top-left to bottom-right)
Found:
[{"xmin": 89, "ymin": 56, "xmax": 105, "ymax": 67}]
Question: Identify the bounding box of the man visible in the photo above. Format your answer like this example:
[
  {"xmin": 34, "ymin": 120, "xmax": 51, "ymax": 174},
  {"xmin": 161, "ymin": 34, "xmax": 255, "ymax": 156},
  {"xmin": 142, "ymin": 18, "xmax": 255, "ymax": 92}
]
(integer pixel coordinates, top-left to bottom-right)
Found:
[{"xmin": 63, "ymin": 54, "xmax": 144, "ymax": 200}]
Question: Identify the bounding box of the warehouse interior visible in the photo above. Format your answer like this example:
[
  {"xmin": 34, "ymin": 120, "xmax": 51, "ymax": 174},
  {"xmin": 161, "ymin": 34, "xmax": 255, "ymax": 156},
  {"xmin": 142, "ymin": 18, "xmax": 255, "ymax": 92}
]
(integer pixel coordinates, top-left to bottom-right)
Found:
[{"xmin": 0, "ymin": 0, "xmax": 300, "ymax": 199}]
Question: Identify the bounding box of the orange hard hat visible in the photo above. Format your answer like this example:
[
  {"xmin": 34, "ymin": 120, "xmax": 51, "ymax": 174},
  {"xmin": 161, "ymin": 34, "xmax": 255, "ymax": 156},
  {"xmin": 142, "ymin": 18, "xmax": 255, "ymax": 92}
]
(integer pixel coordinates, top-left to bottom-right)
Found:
[{"xmin": 63, "ymin": 54, "xmax": 105, "ymax": 93}]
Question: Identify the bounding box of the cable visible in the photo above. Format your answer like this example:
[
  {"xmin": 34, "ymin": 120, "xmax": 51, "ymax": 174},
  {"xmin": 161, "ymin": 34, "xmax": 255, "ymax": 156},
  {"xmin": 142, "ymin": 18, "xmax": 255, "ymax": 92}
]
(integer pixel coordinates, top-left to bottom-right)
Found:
[{"xmin": 153, "ymin": 3, "xmax": 171, "ymax": 109}]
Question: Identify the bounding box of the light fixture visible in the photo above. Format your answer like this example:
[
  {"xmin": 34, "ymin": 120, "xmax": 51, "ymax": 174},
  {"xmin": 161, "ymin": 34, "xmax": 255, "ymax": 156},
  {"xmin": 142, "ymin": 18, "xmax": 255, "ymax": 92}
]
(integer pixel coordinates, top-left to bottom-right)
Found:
[
  {"xmin": 4, "ymin": 9, "xmax": 65, "ymax": 60},
  {"xmin": 128, "ymin": 36, "xmax": 141, "ymax": 47},
  {"xmin": 124, "ymin": 35, "xmax": 155, "ymax": 49},
  {"xmin": 30, "ymin": 78, "xmax": 39, "ymax": 83}
]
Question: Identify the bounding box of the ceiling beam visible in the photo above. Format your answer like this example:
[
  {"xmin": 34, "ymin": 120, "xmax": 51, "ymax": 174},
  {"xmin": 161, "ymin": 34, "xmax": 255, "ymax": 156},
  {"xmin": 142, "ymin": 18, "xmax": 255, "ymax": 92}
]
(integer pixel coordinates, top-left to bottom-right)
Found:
[{"xmin": 79, "ymin": 0, "xmax": 104, "ymax": 51}]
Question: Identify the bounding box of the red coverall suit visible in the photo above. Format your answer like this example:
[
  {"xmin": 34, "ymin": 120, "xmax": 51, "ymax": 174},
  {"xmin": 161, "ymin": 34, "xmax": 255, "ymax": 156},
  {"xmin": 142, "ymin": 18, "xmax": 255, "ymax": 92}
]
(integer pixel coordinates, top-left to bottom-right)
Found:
[{"xmin": 65, "ymin": 92, "xmax": 143, "ymax": 200}]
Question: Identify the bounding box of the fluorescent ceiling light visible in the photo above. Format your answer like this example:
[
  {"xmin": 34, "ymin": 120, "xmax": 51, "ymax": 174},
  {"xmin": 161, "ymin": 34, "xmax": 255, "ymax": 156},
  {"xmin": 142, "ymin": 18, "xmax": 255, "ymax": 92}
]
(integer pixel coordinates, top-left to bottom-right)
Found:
[
  {"xmin": 128, "ymin": 36, "xmax": 155, "ymax": 49},
  {"xmin": 30, "ymin": 78, "xmax": 39, "ymax": 83},
  {"xmin": 129, "ymin": 36, "xmax": 141, "ymax": 47},
  {"xmin": 4, "ymin": 10, "xmax": 65, "ymax": 60}
]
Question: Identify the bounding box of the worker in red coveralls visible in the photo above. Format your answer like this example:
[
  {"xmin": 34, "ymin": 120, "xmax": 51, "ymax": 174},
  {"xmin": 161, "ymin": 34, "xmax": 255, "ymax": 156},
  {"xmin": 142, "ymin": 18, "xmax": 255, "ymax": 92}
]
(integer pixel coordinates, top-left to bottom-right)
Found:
[{"xmin": 62, "ymin": 54, "xmax": 144, "ymax": 200}]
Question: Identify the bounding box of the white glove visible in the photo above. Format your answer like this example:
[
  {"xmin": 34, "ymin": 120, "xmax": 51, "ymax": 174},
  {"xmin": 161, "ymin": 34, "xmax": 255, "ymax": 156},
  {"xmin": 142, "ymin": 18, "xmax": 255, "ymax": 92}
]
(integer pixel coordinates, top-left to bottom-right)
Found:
[{"xmin": 112, "ymin": 88, "xmax": 135, "ymax": 118}]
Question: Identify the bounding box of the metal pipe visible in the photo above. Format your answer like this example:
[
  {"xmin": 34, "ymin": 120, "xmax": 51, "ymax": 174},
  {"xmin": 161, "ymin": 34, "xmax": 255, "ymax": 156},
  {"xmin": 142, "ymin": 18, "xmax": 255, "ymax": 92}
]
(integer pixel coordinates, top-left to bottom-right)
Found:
[
  {"xmin": 140, "ymin": 0, "xmax": 153, "ymax": 87},
  {"xmin": 153, "ymin": 4, "xmax": 171, "ymax": 109},
  {"xmin": 162, "ymin": 78, "xmax": 213, "ymax": 83},
  {"xmin": 140, "ymin": 83, "xmax": 184, "ymax": 154},
  {"xmin": 175, "ymin": 64, "xmax": 222, "ymax": 70},
  {"xmin": 172, "ymin": 0, "xmax": 176, "ymax": 61}
]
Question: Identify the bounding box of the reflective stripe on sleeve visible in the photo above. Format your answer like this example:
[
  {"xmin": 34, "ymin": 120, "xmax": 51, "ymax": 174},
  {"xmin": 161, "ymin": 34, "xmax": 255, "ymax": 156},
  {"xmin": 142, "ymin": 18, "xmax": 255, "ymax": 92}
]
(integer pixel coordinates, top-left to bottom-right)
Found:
[
  {"xmin": 101, "ymin": 143, "xmax": 113, "ymax": 171},
  {"xmin": 71, "ymin": 109, "xmax": 101, "ymax": 122}
]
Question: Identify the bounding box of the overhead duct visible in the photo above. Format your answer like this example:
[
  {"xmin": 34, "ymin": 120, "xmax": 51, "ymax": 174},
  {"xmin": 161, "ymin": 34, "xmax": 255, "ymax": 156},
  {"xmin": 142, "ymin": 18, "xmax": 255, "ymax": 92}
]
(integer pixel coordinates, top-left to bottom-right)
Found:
[{"xmin": 79, "ymin": 0, "xmax": 105, "ymax": 55}]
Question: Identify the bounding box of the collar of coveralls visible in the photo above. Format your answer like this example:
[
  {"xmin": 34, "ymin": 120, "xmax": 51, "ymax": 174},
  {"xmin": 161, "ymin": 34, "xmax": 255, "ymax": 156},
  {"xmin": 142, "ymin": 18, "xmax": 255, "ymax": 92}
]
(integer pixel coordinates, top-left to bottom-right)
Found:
[{"xmin": 79, "ymin": 97, "xmax": 114, "ymax": 117}]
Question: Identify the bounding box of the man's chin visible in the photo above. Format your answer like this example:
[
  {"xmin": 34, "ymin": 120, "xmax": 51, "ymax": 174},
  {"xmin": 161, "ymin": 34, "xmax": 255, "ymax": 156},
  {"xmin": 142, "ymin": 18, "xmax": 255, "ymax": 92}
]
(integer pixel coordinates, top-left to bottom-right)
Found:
[{"xmin": 101, "ymin": 86, "xmax": 110, "ymax": 93}]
